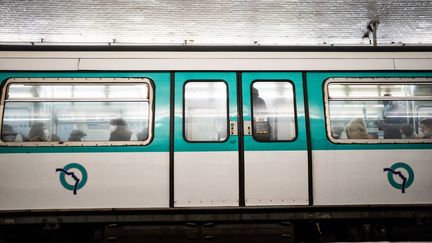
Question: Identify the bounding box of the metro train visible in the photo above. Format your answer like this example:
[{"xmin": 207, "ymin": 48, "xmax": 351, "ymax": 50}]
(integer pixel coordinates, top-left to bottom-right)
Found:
[{"xmin": 0, "ymin": 47, "xmax": 431, "ymax": 241}]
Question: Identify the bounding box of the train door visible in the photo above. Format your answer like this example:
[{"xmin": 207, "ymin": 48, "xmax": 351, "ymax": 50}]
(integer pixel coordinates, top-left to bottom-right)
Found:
[
  {"xmin": 242, "ymin": 72, "xmax": 309, "ymax": 206},
  {"xmin": 174, "ymin": 72, "xmax": 239, "ymax": 207}
]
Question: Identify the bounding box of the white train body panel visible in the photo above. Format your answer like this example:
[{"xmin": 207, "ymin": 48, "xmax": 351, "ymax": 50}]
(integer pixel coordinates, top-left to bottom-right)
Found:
[
  {"xmin": 313, "ymin": 150, "xmax": 432, "ymax": 205},
  {"xmin": 245, "ymin": 151, "xmax": 308, "ymax": 205},
  {"xmin": 174, "ymin": 152, "xmax": 239, "ymax": 207},
  {"xmin": 0, "ymin": 152, "xmax": 169, "ymax": 210}
]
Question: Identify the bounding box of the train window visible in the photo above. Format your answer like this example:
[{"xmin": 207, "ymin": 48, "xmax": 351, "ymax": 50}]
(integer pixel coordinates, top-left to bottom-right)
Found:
[
  {"xmin": 325, "ymin": 78, "xmax": 432, "ymax": 143},
  {"xmin": 0, "ymin": 78, "xmax": 153, "ymax": 146},
  {"xmin": 251, "ymin": 81, "xmax": 296, "ymax": 142},
  {"xmin": 184, "ymin": 81, "xmax": 228, "ymax": 142}
]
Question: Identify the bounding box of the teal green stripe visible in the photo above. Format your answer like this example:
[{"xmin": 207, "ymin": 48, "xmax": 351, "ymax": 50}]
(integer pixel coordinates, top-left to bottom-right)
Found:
[
  {"xmin": 0, "ymin": 72, "xmax": 170, "ymax": 153},
  {"xmin": 307, "ymin": 71, "xmax": 432, "ymax": 150},
  {"xmin": 174, "ymin": 72, "xmax": 239, "ymax": 152},
  {"xmin": 242, "ymin": 72, "xmax": 307, "ymax": 151}
]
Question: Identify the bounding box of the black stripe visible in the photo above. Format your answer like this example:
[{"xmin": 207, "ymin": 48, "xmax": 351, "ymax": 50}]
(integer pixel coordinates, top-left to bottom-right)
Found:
[
  {"xmin": 169, "ymin": 72, "xmax": 175, "ymax": 208},
  {"xmin": 302, "ymin": 72, "xmax": 314, "ymax": 206},
  {"xmin": 237, "ymin": 72, "xmax": 245, "ymax": 207},
  {"xmin": 1, "ymin": 45, "xmax": 431, "ymax": 52}
]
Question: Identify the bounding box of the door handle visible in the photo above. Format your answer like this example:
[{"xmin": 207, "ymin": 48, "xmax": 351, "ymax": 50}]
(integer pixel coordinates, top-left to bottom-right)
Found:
[
  {"xmin": 230, "ymin": 121, "xmax": 238, "ymax": 135},
  {"xmin": 244, "ymin": 121, "xmax": 252, "ymax": 135}
]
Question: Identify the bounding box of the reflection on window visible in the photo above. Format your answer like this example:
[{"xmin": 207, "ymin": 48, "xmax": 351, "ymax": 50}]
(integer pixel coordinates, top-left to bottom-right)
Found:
[
  {"xmin": 184, "ymin": 81, "xmax": 228, "ymax": 142},
  {"xmin": 328, "ymin": 83, "xmax": 432, "ymax": 98},
  {"xmin": 327, "ymin": 80, "xmax": 432, "ymax": 142},
  {"xmin": 252, "ymin": 82, "xmax": 296, "ymax": 141},
  {"xmin": 8, "ymin": 83, "xmax": 148, "ymax": 99},
  {"xmin": 1, "ymin": 79, "xmax": 152, "ymax": 145}
]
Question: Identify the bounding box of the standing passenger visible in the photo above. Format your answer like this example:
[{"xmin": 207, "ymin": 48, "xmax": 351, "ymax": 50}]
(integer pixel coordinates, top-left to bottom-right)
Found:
[
  {"xmin": 252, "ymin": 87, "xmax": 271, "ymax": 141},
  {"xmin": 382, "ymin": 94, "xmax": 406, "ymax": 125}
]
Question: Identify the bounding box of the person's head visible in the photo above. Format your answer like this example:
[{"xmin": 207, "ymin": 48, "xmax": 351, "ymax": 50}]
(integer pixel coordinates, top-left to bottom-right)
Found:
[
  {"xmin": 110, "ymin": 118, "xmax": 128, "ymax": 127},
  {"xmin": 346, "ymin": 123, "xmax": 368, "ymax": 139},
  {"xmin": 383, "ymin": 93, "xmax": 393, "ymax": 108},
  {"xmin": 420, "ymin": 118, "xmax": 432, "ymax": 136},
  {"xmin": 109, "ymin": 118, "xmax": 128, "ymax": 132},
  {"xmin": 28, "ymin": 122, "xmax": 48, "ymax": 141},
  {"xmin": 345, "ymin": 118, "xmax": 368, "ymax": 139},
  {"xmin": 68, "ymin": 130, "xmax": 87, "ymax": 141}
]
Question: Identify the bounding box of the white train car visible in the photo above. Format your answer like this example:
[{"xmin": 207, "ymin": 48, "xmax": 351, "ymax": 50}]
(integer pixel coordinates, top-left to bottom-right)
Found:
[{"xmin": 0, "ymin": 46, "xmax": 431, "ymax": 242}]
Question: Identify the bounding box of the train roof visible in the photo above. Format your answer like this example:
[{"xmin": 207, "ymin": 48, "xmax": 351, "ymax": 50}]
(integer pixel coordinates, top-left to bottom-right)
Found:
[{"xmin": 0, "ymin": 45, "xmax": 431, "ymax": 71}]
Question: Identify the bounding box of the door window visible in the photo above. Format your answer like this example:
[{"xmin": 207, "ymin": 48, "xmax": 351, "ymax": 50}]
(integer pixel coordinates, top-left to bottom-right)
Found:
[
  {"xmin": 251, "ymin": 81, "xmax": 296, "ymax": 142},
  {"xmin": 184, "ymin": 81, "xmax": 228, "ymax": 142}
]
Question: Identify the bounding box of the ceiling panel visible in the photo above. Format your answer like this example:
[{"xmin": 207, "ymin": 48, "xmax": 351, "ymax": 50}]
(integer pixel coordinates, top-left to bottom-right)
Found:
[{"xmin": 0, "ymin": 0, "xmax": 431, "ymax": 46}]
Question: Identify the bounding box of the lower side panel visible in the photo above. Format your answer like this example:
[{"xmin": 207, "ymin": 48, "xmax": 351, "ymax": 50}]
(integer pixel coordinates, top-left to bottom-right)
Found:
[
  {"xmin": 174, "ymin": 151, "xmax": 238, "ymax": 207},
  {"xmin": 313, "ymin": 149, "xmax": 432, "ymax": 205},
  {"xmin": 245, "ymin": 150, "xmax": 308, "ymax": 206},
  {"xmin": 0, "ymin": 152, "xmax": 169, "ymax": 210}
]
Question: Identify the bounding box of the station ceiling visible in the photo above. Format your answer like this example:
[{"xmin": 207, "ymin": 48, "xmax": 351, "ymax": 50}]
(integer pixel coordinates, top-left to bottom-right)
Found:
[{"xmin": 0, "ymin": 0, "xmax": 431, "ymax": 46}]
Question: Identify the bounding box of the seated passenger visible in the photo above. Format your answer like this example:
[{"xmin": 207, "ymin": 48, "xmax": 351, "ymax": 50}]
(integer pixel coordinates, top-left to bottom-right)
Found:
[
  {"xmin": 1, "ymin": 124, "xmax": 17, "ymax": 142},
  {"xmin": 420, "ymin": 118, "xmax": 432, "ymax": 139},
  {"xmin": 383, "ymin": 125, "xmax": 402, "ymax": 139},
  {"xmin": 109, "ymin": 118, "xmax": 132, "ymax": 141},
  {"xmin": 68, "ymin": 130, "xmax": 87, "ymax": 141},
  {"xmin": 344, "ymin": 118, "xmax": 369, "ymax": 139},
  {"xmin": 400, "ymin": 124, "xmax": 417, "ymax": 139},
  {"xmin": 28, "ymin": 122, "xmax": 48, "ymax": 142}
]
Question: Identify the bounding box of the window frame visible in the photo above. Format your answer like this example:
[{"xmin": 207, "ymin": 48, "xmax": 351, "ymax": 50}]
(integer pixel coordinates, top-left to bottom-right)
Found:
[
  {"xmin": 182, "ymin": 80, "xmax": 230, "ymax": 143},
  {"xmin": 324, "ymin": 77, "xmax": 432, "ymax": 144},
  {"xmin": 250, "ymin": 80, "xmax": 298, "ymax": 143},
  {"xmin": 0, "ymin": 77, "xmax": 155, "ymax": 147}
]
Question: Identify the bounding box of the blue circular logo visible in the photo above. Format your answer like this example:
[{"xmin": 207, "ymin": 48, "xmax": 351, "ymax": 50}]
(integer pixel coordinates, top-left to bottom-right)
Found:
[
  {"xmin": 384, "ymin": 162, "xmax": 414, "ymax": 193},
  {"xmin": 56, "ymin": 163, "xmax": 88, "ymax": 195}
]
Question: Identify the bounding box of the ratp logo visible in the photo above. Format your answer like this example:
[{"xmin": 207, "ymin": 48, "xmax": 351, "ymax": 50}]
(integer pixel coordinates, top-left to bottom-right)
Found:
[
  {"xmin": 56, "ymin": 163, "xmax": 88, "ymax": 195},
  {"xmin": 383, "ymin": 162, "xmax": 414, "ymax": 193}
]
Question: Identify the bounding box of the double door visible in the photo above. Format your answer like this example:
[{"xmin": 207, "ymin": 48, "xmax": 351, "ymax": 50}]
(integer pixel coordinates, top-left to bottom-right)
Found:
[{"xmin": 174, "ymin": 72, "xmax": 308, "ymax": 207}]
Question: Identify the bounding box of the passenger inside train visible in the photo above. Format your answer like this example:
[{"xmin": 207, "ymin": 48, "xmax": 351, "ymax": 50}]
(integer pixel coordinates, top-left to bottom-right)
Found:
[
  {"xmin": 68, "ymin": 130, "xmax": 87, "ymax": 141},
  {"xmin": 109, "ymin": 118, "xmax": 132, "ymax": 141},
  {"xmin": 251, "ymin": 82, "xmax": 296, "ymax": 142},
  {"xmin": 252, "ymin": 87, "xmax": 272, "ymax": 141},
  {"xmin": 382, "ymin": 94, "xmax": 407, "ymax": 125},
  {"xmin": 28, "ymin": 122, "xmax": 48, "ymax": 142},
  {"xmin": 420, "ymin": 118, "xmax": 432, "ymax": 139}
]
